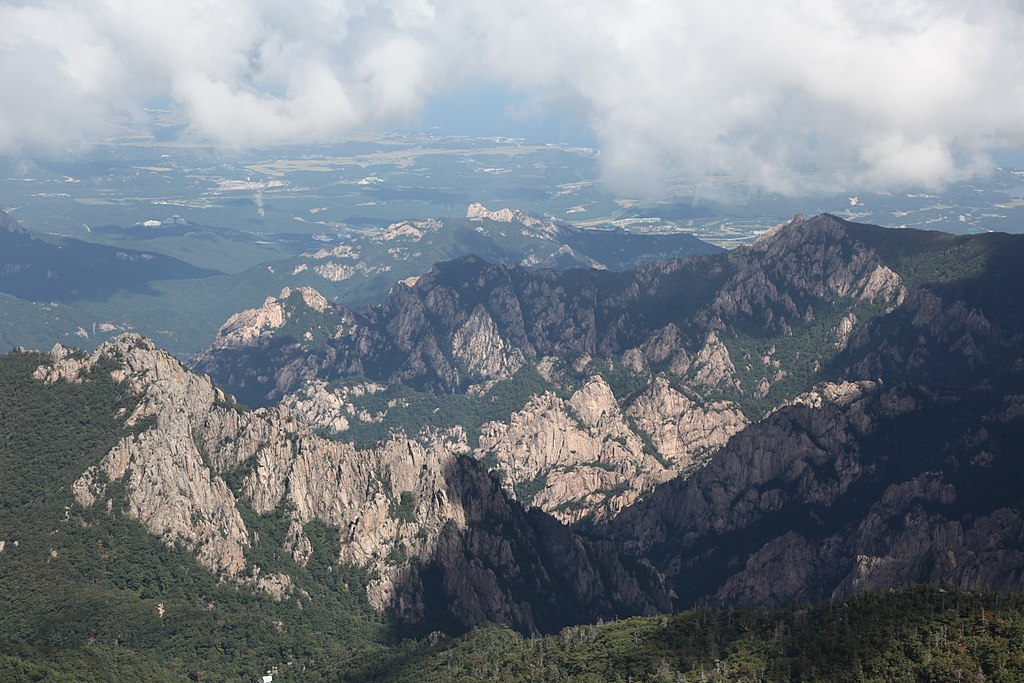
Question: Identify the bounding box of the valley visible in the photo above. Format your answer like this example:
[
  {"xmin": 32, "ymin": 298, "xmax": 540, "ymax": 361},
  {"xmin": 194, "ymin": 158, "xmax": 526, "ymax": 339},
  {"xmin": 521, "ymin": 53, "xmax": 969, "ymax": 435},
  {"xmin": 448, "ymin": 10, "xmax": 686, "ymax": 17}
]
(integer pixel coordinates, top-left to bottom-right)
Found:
[
  {"xmin": 2, "ymin": 212, "xmax": 1023, "ymax": 680},
  {"xmin": 5, "ymin": 3, "xmax": 1024, "ymax": 679}
]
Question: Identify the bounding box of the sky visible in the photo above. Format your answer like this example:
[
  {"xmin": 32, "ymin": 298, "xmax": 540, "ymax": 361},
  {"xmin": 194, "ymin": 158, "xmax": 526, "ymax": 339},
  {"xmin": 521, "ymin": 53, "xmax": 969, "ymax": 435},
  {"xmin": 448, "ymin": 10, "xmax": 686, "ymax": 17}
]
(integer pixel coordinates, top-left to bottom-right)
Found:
[{"xmin": 2, "ymin": 0, "xmax": 1023, "ymax": 197}]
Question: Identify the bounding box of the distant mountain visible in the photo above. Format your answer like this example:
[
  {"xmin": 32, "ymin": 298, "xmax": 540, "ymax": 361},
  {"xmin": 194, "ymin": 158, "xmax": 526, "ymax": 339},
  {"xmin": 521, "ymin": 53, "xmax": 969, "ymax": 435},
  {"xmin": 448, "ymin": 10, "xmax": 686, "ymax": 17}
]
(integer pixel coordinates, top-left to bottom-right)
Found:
[
  {"xmin": 218, "ymin": 203, "xmax": 721, "ymax": 310},
  {"xmin": 0, "ymin": 208, "xmax": 216, "ymax": 302},
  {"xmin": 0, "ymin": 204, "xmax": 719, "ymax": 356}
]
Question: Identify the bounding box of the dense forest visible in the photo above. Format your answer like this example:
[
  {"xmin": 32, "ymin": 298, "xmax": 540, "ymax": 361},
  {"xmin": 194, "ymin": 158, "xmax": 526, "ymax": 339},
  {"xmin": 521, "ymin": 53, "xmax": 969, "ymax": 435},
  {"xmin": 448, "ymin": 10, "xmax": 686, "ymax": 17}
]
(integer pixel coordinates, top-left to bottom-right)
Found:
[
  {"xmin": 350, "ymin": 585, "xmax": 1024, "ymax": 683},
  {"xmin": 4, "ymin": 580, "xmax": 1023, "ymax": 682}
]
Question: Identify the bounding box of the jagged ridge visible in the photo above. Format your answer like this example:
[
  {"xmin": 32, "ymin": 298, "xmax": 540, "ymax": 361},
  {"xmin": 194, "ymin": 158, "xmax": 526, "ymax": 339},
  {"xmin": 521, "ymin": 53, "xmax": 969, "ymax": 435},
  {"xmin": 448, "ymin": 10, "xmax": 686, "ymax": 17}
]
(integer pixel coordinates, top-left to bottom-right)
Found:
[{"xmin": 36, "ymin": 335, "xmax": 669, "ymax": 634}]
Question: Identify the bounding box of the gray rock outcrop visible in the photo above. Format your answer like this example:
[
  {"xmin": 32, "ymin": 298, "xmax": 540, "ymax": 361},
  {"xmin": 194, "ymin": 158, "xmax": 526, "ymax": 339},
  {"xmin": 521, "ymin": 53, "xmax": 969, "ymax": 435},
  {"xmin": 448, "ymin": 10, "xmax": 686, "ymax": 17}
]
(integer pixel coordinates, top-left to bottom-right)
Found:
[{"xmin": 42, "ymin": 335, "xmax": 667, "ymax": 634}]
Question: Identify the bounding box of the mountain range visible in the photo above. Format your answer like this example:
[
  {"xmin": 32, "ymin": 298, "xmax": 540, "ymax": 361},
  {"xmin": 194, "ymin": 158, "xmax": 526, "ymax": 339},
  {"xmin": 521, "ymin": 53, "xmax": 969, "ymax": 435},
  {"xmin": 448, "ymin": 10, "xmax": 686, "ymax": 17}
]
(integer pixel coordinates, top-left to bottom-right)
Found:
[
  {"xmin": 0, "ymin": 204, "xmax": 719, "ymax": 357},
  {"xmin": 2, "ymin": 213, "xmax": 1023, "ymax": 680}
]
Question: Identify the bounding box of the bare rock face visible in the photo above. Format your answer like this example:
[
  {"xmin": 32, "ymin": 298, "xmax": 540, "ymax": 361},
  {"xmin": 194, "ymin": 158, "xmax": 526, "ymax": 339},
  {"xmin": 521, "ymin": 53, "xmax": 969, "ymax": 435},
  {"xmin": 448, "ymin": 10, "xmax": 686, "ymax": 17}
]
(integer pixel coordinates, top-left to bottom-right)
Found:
[
  {"xmin": 833, "ymin": 313, "xmax": 858, "ymax": 351},
  {"xmin": 476, "ymin": 379, "xmax": 663, "ymax": 523},
  {"xmin": 207, "ymin": 286, "xmax": 331, "ymax": 351},
  {"xmin": 852, "ymin": 264, "xmax": 905, "ymax": 305},
  {"xmin": 606, "ymin": 382, "xmax": 1024, "ymax": 610},
  {"xmin": 41, "ymin": 335, "xmax": 667, "ymax": 634},
  {"xmin": 466, "ymin": 202, "xmax": 546, "ymax": 229},
  {"xmin": 313, "ymin": 262, "xmax": 383, "ymax": 282},
  {"xmin": 452, "ymin": 305, "xmax": 525, "ymax": 382},
  {"xmin": 640, "ymin": 324, "xmax": 685, "ymax": 365},
  {"xmin": 281, "ymin": 380, "xmax": 352, "ymax": 433},
  {"xmin": 627, "ymin": 377, "xmax": 747, "ymax": 471},
  {"xmin": 210, "ymin": 293, "xmax": 288, "ymax": 350},
  {"xmin": 707, "ymin": 214, "xmax": 906, "ymax": 335},
  {"xmin": 472, "ymin": 374, "xmax": 744, "ymax": 524},
  {"xmin": 193, "ymin": 286, "xmax": 351, "ymax": 406},
  {"xmin": 376, "ymin": 218, "xmax": 442, "ymax": 242},
  {"xmin": 274, "ymin": 353, "xmax": 755, "ymax": 524},
  {"xmin": 844, "ymin": 289, "xmax": 1008, "ymax": 384},
  {"xmin": 235, "ymin": 428, "xmax": 472, "ymax": 613},
  {"xmin": 780, "ymin": 380, "xmax": 878, "ymax": 412},
  {"xmin": 671, "ymin": 331, "xmax": 742, "ymax": 393},
  {"xmin": 43, "ymin": 336, "xmax": 252, "ymax": 577},
  {"xmin": 279, "ymin": 379, "xmax": 392, "ymax": 434}
]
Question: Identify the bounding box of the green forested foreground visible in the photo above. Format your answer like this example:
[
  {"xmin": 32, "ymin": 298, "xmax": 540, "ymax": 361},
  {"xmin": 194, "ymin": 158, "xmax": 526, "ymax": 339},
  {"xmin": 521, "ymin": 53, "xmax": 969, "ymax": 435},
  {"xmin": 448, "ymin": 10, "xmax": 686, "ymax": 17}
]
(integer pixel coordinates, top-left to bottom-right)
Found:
[
  {"xmin": 338, "ymin": 586, "xmax": 1024, "ymax": 683},
  {"xmin": 0, "ymin": 350, "xmax": 389, "ymax": 682}
]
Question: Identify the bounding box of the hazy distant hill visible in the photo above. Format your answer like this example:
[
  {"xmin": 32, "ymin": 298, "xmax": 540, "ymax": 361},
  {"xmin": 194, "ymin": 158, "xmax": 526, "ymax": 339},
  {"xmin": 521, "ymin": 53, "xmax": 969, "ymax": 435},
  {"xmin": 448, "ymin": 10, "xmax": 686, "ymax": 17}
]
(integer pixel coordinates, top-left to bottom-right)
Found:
[
  {"xmin": 0, "ymin": 209, "xmax": 215, "ymax": 302},
  {"xmin": 0, "ymin": 204, "xmax": 719, "ymax": 357}
]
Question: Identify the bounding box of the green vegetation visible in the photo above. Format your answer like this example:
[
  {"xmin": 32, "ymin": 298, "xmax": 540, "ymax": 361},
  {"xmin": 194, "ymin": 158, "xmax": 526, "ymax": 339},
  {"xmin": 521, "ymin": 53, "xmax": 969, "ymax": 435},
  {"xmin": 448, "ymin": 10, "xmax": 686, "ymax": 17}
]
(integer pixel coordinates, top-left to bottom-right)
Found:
[
  {"xmin": 860, "ymin": 223, "xmax": 998, "ymax": 291},
  {"xmin": 623, "ymin": 413, "xmax": 671, "ymax": 468},
  {"xmin": 4, "ymin": 349, "xmax": 1024, "ymax": 682},
  {"xmin": 723, "ymin": 298, "xmax": 888, "ymax": 417},
  {"xmin": 212, "ymin": 388, "xmax": 248, "ymax": 414},
  {"xmin": 338, "ymin": 363, "xmax": 556, "ymax": 447},
  {"xmin": 335, "ymin": 585, "xmax": 1024, "ymax": 682},
  {"xmin": 0, "ymin": 350, "xmax": 390, "ymax": 682},
  {"xmin": 276, "ymin": 290, "xmax": 344, "ymax": 348},
  {"xmin": 512, "ymin": 473, "xmax": 548, "ymax": 507},
  {"xmin": 390, "ymin": 491, "xmax": 418, "ymax": 523},
  {"xmin": 0, "ymin": 227, "xmax": 215, "ymax": 304},
  {"xmin": 586, "ymin": 357, "xmax": 650, "ymax": 403}
]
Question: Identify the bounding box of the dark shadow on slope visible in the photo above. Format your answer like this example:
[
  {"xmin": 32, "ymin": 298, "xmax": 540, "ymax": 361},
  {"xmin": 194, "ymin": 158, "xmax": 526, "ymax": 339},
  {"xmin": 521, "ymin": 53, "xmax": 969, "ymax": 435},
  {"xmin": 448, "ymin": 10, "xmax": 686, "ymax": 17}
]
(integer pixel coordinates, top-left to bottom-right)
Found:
[
  {"xmin": 390, "ymin": 454, "xmax": 673, "ymax": 639},
  {"xmin": 197, "ymin": 252, "xmax": 733, "ymax": 405},
  {"xmin": 830, "ymin": 230, "xmax": 1024, "ymax": 388},
  {"xmin": 598, "ymin": 383, "xmax": 1024, "ymax": 611}
]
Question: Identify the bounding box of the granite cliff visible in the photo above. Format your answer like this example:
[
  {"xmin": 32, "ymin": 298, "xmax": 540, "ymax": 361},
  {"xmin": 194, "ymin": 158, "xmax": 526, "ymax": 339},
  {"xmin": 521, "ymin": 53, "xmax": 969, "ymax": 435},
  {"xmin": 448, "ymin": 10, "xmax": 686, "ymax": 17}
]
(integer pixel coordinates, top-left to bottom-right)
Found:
[
  {"xmin": 37, "ymin": 335, "xmax": 668, "ymax": 634},
  {"xmin": 7, "ymin": 212, "xmax": 1024, "ymax": 648},
  {"xmin": 602, "ymin": 380, "xmax": 1024, "ymax": 609},
  {"xmin": 593, "ymin": 219, "xmax": 1024, "ymax": 607},
  {"xmin": 193, "ymin": 214, "xmax": 1024, "ymax": 610},
  {"xmin": 194, "ymin": 214, "xmax": 938, "ymax": 523}
]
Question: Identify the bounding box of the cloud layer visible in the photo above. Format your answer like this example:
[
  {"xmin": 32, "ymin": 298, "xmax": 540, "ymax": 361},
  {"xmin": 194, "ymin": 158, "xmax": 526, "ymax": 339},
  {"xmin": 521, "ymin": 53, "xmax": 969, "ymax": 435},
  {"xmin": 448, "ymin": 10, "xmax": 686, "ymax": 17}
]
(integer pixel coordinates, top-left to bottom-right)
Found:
[{"xmin": 2, "ymin": 0, "xmax": 1023, "ymax": 194}]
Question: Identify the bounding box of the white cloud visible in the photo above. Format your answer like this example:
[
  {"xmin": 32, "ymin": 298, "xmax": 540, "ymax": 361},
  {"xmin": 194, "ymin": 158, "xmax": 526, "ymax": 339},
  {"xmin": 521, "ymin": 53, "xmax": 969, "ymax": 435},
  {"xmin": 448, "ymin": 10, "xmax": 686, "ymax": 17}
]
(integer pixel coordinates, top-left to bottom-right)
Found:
[{"xmin": 1, "ymin": 0, "xmax": 1023, "ymax": 195}]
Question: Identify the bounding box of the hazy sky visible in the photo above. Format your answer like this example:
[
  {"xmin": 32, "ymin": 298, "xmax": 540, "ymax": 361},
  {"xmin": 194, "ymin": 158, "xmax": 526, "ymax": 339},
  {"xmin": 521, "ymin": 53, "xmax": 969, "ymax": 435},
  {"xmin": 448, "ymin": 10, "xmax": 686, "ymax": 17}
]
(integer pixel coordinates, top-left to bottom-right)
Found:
[{"xmin": 2, "ymin": 0, "xmax": 1023, "ymax": 196}]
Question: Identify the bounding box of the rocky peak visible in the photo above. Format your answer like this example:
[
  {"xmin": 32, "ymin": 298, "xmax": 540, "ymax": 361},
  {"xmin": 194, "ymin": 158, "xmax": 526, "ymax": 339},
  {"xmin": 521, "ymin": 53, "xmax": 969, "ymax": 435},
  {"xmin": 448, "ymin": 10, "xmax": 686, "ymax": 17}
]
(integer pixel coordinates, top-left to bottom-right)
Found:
[
  {"xmin": 207, "ymin": 286, "xmax": 330, "ymax": 351},
  {"xmin": 475, "ymin": 385, "xmax": 663, "ymax": 523},
  {"xmin": 672, "ymin": 331, "xmax": 742, "ymax": 392},
  {"xmin": 290, "ymin": 286, "xmax": 331, "ymax": 312},
  {"xmin": 752, "ymin": 213, "xmax": 846, "ymax": 252},
  {"xmin": 37, "ymin": 334, "xmax": 668, "ymax": 633},
  {"xmin": 464, "ymin": 370, "xmax": 751, "ymax": 524},
  {"xmin": 451, "ymin": 304, "xmax": 525, "ymax": 382},
  {"xmin": 754, "ymin": 214, "xmax": 804, "ymax": 244},
  {"xmin": 627, "ymin": 377, "xmax": 747, "ymax": 471},
  {"xmin": 378, "ymin": 218, "xmax": 442, "ymax": 241},
  {"xmin": 466, "ymin": 202, "xmax": 545, "ymax": 228},
  {"xmin": 566, "ymin": 375, "xmax": 619, "ymax": 427},
  {"xmin": 605, "ymin": 376, "xmax": 1024, "ymax": 609},
  {"xmin": 40, "ymin": 335, "xmax": 251, "ymax": 576}
]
